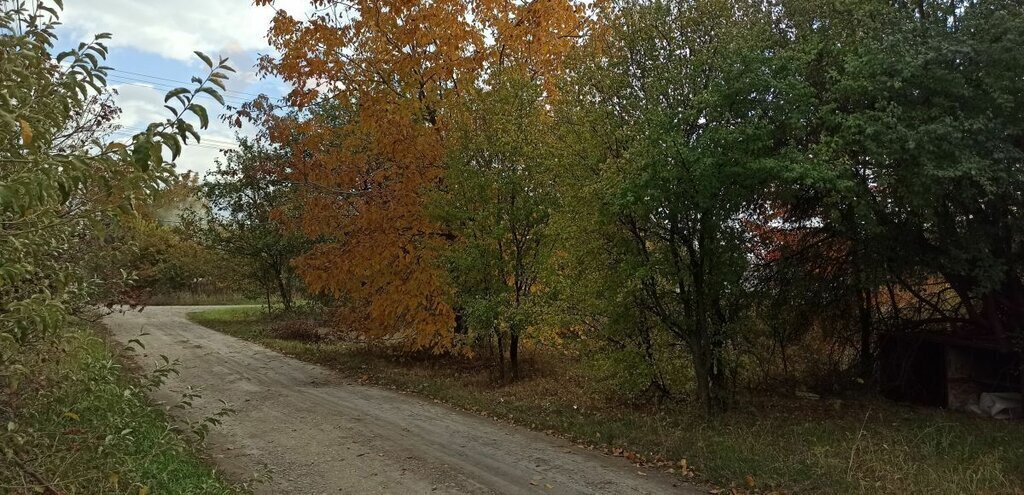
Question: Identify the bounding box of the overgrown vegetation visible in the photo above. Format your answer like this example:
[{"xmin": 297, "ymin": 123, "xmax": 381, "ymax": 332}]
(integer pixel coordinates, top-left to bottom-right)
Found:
[
  {"xmin": 0, "ymin": 1, "xmax": 237, "ymax": 489},
  {"xmin": 183, "ymin": 138, "xmax": 308, "ymax": 311},
  {"xmin": 120, "ymin": 178, "xmax": 255, "ymax": 307},
  {"xmin": 3, "ymin": 0, "xmax": 1022, "ymax": 490},
  {"xmin": 235, "ymin": 0, "xmax": 1024, "ymax": 415},
  {"xmin": 0, "ymin": 320, "xmax": 238, "ymax": 494},
  {"xmin": 190, "ymin": 306, "xmax": 1024, "ymax": 494}
]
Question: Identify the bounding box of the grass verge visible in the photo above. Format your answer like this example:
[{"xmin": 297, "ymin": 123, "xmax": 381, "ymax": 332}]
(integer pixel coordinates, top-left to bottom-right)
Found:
[
  {"xmin": 144, "ymin": 291, "xmax": 258, "ymax": 306},
  {"xmin": 189, "ymin": 306, "xmax": 1024, "ymax": 495},
  {"xmin": 0, "ymin": 319, "xmax": 239, "ymax": 495}
]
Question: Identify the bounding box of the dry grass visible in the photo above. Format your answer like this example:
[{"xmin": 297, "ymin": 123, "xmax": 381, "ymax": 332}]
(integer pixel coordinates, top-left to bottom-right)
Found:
[{"xmin": 189, "ymin": 306, "xmax": 1024, "ymax": 494}]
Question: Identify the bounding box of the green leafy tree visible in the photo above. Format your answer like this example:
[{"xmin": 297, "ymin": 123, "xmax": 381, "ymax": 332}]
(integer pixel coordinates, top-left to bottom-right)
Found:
[
  {"xmin": 775, "ymin": 0, "xmax": 1024, "ymax": 388},
  {"xmin": 553, "ymin": 0, "xmax": 797, "ymax": 411},
  {"xmin": 197, "ymin": 138, "xmax": 308, "ymax": 311},
  {"xmin": 432, "ymin": 72, "xmax": 556, "ymax": 379}
]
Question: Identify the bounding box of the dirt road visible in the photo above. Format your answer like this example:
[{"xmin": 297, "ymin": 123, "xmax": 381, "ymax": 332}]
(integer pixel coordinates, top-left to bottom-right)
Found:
[{"xmin": 104, "ymin": 306, "xmax": 696, "ymax": 495}]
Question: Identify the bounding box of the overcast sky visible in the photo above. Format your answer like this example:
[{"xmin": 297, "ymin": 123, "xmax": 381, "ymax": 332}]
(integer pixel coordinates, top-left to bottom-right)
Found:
[{"xmin": 55, "ymin": 0, "xmax": 307, "ymax": 177}]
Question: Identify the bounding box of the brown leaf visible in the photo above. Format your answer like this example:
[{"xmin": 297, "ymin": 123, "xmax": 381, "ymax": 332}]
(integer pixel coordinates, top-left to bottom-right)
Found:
[{"xmin": 19, "ymin": 119, "xmax": 32, "ymax": 146}]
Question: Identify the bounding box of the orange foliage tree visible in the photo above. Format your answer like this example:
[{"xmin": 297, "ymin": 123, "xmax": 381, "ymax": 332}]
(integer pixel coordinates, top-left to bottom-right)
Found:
[{"xmin": 253, "ymin": 0, "xmax": 591, "ymax": 350}]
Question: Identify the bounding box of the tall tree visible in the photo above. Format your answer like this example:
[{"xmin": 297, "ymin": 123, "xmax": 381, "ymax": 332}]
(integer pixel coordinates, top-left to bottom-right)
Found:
[
  {"xmin": 554, "ymin": 0, "xmax": 798, "ymax": 411},
  {"xmin": 778, "ymin": 0, "xmax": 1024, "ymax": 387},
  {"xmin": 432, "ymin": 72, "xmax": 555, "ymax": 379},
  {"xmin": 254, "ymin": 0, "xmax": 590, "ymax": 350},
  {"xmin": 199, "ymin": 138, "xmax": 307, "ymax": 311}
]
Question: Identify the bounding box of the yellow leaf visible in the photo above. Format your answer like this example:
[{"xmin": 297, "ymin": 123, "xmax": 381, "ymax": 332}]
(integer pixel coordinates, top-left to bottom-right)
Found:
[
  {"xmin": 19, "ymin": 119, "xmax": 33, "ymax": 146},
  {"xmin": 63, "ymin": 411, "xmax": 80, "ymax": 421},
  {"xmin": 139, "ymin": 485, "xmax": 150, "ymax": 495}
]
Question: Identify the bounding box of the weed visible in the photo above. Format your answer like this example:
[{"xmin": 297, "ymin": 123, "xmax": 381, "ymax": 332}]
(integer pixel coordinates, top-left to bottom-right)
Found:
[
  {"xmin": 189, "ymin": 306, "xmax": 1024, "ymax": 494},
  {"xmin": 0, "ymin": 320, "xmax": 241, "ymax": 494}
]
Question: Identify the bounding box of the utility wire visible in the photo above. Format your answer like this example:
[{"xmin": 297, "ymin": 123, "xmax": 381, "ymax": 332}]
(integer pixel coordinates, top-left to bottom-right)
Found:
[
  {"xmin": 115, "ymin": 127, "xmax": 240, "ymax": 147},
  {"xmin": 108, "ymin": 131, "xmax": 240, "ymax": 152},
  {"xmin": 107, "ymin": 76, "xmax": 252, "ymax": 106},
  {"xmin": 108, "ymin": 68, "xmax": 282, "ymax": 100}
]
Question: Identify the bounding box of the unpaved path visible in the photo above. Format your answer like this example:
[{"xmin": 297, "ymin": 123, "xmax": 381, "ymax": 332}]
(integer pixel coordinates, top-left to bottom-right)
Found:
[{"xmin": 104, "ymin": 306, "xmax": 697, "ymax": 495}]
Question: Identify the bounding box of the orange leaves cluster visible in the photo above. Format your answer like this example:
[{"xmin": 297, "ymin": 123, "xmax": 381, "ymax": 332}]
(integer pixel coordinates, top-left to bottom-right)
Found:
[{"xmin": 257, "ymin": 0, "xmax": 590, "ymax": 350}]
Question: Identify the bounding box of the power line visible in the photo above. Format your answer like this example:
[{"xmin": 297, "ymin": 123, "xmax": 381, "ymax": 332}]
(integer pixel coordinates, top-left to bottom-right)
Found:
[
  {"xmin": 108, "ymin": 68, "xmax": 281, "ymax": 100},
  {"xmin": 108, "ymin": 130, "xmax": 240, "ymax": 152},
  {"xmin": 115, "ymin": 127, "xmax": 240, "ymax": 147},
  {"xmin": 107, "ymin": 76, "xmax": 252, "ymax": 106}
]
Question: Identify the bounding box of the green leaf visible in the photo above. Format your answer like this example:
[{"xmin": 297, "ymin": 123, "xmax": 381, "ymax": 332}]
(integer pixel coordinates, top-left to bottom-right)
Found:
[
  {"xmin": 132, "ymin": 141, "xmax": 151, "ymax": 171},
  {"xmin": 159, "ymin": 132, "xmax": 182, "ymax": 160},
  {"xmin": 194, "ymin": 51, "xmax": 214, "ymax": 68},
  {"xmin": 199, "ymin": 87, "xmax": 225, "ymax": 106},
  {"xmin": 188, "ymin": 104, "xmax": 210, "ymax": 129},
  {"xmin": 163, "ymin": 87, "xmax": 190, "ymax": 103}
]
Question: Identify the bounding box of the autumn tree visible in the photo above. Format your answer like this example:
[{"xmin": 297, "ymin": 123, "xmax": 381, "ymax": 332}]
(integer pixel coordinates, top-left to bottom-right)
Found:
[{"xmin": 254, "ymin": 0, "xmax": 590, "ymax": 350}]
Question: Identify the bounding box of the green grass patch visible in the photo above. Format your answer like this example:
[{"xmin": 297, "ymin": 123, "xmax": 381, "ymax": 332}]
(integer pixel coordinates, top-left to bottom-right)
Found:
[
  {"xmin": 0, "ymin": 320, "xmax": 240, "ymax": 495},
  {"xmin": 189, "ymin": 306, "xmax": 1024, "ymax": 494}
]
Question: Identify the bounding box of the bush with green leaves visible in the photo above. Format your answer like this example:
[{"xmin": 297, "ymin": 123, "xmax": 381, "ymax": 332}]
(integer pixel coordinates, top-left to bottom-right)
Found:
[
  {"xmin": 0, "ymin": 0, "xmax": 235, "ymax": 487},
  {"xmin": 431, "ymin": 72, "xmax": 558, "ymax": 380},
  {"xmin": 0, "ymin": 0, "xmax": 232, "ymax": 347}
]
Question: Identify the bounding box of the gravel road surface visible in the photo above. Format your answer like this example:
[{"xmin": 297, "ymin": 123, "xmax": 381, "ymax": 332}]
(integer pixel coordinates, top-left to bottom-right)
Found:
[{"xmin": 104, "ymin": 306, "xmax": 697, "ymax": 495}]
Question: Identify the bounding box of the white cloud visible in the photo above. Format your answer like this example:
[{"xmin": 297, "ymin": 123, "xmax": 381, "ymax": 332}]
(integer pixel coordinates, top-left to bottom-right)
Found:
[
  {"xmin": 61, "ymin": 0, "xmax": 308, "ymax": 62},
  {"xmin": 58, "ymin": 0, "xmax": 299, "ymax": 176}
]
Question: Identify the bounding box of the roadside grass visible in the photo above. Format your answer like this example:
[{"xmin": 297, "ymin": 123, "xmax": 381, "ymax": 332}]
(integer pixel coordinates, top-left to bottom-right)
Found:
[
  {"xmin": 145, "ymin": 291, "xmax": 258, "ymax": 306},
  {"xmin": 189, "ymin": 306, "xmax": 1024, "ymax": 494},
  {"xmin": 0, "ymin": 319, "xmax": 240, "ymax": 495}
]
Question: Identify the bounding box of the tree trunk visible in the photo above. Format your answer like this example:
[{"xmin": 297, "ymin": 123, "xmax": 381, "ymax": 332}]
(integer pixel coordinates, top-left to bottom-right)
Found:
[
  {"xmin": 274, "ymin": 264, "xmax": 292, "ymax": 311},
  {"xmin": 691, "ymin": 339, "xmax": 726, "ymax": 415},
  {"xmin": 856, "ymin": 288, "xmax": 874, "ymax": 381},
  {"xmin": 496, "ymin": 330, "xmax": 506, "ymax": 381},
  {"xmin": 262, "ymin": 277, "xmax": 272, "ymax": 313},
  {"xmin": 454, "ymin": 308, "xmax": 467, "ymax": 335},
  {"xmin": 692, "ymin": 356, "xmax": 717, "ymax": 415},
  {"xmin": 509, "ymin": 331, "xmax": 520, "ymax": 381}
]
